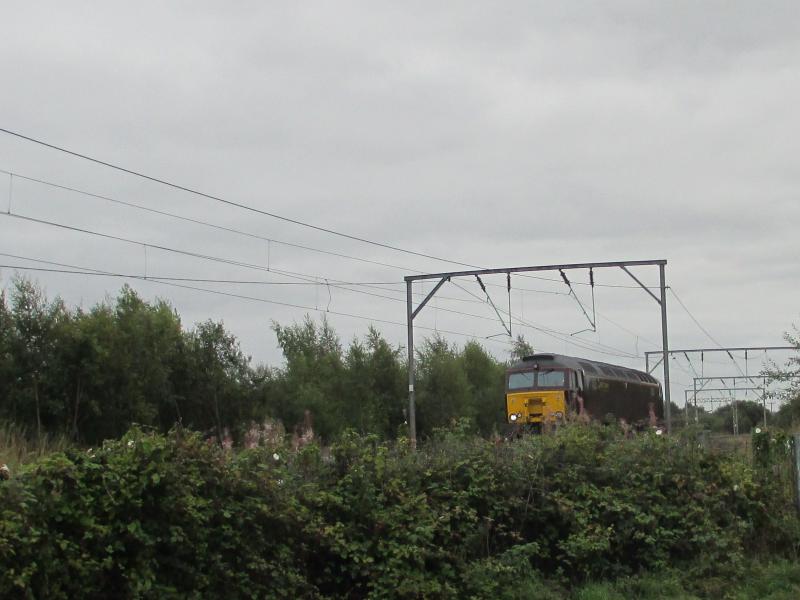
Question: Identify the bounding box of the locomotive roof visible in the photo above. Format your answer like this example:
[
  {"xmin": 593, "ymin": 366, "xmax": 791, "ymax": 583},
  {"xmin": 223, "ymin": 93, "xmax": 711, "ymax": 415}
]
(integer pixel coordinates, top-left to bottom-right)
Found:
[{"xmin": 509, "ymin": 353, "xmax": 659, "ymax": 385}]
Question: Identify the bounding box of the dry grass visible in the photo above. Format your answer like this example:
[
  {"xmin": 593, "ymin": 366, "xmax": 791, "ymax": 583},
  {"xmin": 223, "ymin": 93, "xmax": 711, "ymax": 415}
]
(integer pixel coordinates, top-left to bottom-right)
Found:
[
  {"xmin": 704, "ymin": 432, "xmax": 752, "ymax": 455},
  {"xmin": 0, "ymin": 421, "xmax": 73, "ymax": 472}
]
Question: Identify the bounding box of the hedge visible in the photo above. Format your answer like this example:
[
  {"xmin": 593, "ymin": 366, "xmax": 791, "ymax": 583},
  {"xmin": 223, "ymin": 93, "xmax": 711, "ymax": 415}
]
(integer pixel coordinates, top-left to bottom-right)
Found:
[{"xmin": 0, "ymin": 424, "xmax": 797, "ymax": 598}]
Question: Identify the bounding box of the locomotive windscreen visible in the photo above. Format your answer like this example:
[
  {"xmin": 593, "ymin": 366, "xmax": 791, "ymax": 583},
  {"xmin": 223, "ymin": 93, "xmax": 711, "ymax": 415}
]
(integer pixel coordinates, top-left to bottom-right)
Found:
[
  {"xmin": 508, "ymin": 369, "xmax": 566, "ymax": 389},
  {"xmin": 536, "ymin": 369, "xmax": 565, "ymax": 387},
  {"xmin": 508, "ymin": 371, "xmax": 535, "ymax": 389}
]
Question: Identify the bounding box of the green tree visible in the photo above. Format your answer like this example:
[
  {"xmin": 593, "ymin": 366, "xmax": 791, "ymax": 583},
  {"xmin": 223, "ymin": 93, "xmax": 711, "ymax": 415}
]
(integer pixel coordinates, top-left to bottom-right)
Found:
[
  {"xmin": 4, "ymin": 278, "xmax": 68, "ymax": 437},
  {"xmin": 460, "ymin": 340, "xmax": 505, "ymax": 436},
  {"xmin": 79, "ymin": 287, "xmax": 184, "ymax": 441},
  {"xmin": 272, "ymin": 316, "xmax": 345, "ymax": 440},
  {"xmin": 416, "ymin": 335, "xmax": 473, "ymax": 436},
  {"xmin": 0, "ymin": 290, "xmax": 14, "ymax": 422},
  {"xmin": 508, "ymin": 334, "xmax": 535, "ymax": 363},
  {"xmin": 362, "ymin": 327, "xmax": 406, "ymax": 438},
  {"xmin": 180, "ymin": 320, "xmax": 254, "ymax": 441},
  {"xmin": 342, "ymin": 327, "xmax": 405, "ymax": 438},
  {"xmin": 765, "ymin": 324, "xmax": 800, "ymax": 428}
]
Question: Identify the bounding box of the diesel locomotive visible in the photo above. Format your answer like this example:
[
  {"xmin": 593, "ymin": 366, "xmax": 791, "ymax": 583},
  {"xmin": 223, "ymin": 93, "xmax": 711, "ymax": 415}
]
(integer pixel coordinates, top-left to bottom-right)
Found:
[{"xmin": 506, "ymin": 353, "xmax": 663, "ymax": 431}]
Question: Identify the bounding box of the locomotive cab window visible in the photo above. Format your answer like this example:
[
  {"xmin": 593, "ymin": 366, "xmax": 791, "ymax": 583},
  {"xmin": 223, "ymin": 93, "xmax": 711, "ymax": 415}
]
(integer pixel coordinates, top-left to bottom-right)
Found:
[
  {"xmin": 536, "ymin": 369, "xmax": 565, "ymax": 388},
  {"xmin": 507, "ymin": 369, "xmax": 566, "ymax": 389},
  {"xmin": 508, "ymin": 371, "xmax": 535, "ymax": 390}
]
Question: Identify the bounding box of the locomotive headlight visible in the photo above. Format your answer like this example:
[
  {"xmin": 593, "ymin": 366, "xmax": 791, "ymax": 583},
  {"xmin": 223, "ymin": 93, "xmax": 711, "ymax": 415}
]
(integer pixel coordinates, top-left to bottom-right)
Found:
[
  {"xmin": 555, "ymin": 411, "xmax": 564, "ymax": 419},
  {"xmin": 510, "ymin": 414, "xmax": 518, "ymax": 422}
]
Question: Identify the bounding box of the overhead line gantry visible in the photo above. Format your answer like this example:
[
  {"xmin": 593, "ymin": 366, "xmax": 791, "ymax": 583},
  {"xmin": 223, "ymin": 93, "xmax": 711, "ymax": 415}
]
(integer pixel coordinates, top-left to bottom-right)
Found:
[
  {"xmin": 405, "ymin": 259, "xmax": 671, "ymax": 445},
  {"xmin": 645, "ymin": 346, "xmax": 795, "ymax": 375}
]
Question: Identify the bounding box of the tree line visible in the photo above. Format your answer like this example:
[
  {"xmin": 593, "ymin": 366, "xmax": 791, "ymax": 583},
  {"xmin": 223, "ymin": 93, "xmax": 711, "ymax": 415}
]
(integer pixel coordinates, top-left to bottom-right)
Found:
[
  {"xmin": 0, "ymin": 278, "xmax": 797, "ymax": 445},
  {"xmin": 0, "ymin": 279, "xmax": 537, "ymax": 445}
]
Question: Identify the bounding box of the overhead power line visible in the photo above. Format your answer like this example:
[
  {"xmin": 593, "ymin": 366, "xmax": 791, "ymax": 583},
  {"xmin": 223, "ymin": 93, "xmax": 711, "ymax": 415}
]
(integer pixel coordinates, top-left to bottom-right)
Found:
[
  {"xmin": 0, "ymin": 168, "xmax": 575, "ymax": 297},
  {"xmin": 0, "ymin": 263, "xmax": 394, "ymax": 286},
  {"xmin": 0, "ymin": 255, "xmax": 513, "ymax": 347},
  {"xmin": 669, "ymin": 288, "xmax": 724, "ymax": 348},
  {"xmin": 0, "ymin": 168, "xmax": 662, "ymax": 353},
  {"xmin": 0, "ymin": 248, "xmax": 630, "ymax": 357},
  {"xmin": 668, "ymin": 287, "xmax": 748, "ymax": 378},
  {"xmin": 0, "ymin": 169, "xmax": 422, "ymax": 274},
  {"xmin": 0, "ymin": 129, "xmax": 653, "ymax": 355},
  {"xmin": 0, "ymin": 215, "xmax": 558, "ymax": 332},
  {"xmin": 0, "ymin": 139, "xmax": 657, "ymax": 290},
  {"xmin": 1, "ymin": 246, "xmax": 638, "ymax": 359},
  {"xmin": 443, "ymin": 275, "xmax": 638, "ymax": 358},
  {"xmin": 0, "ymin": 128, "xmax": 486, "ymax": 268}
]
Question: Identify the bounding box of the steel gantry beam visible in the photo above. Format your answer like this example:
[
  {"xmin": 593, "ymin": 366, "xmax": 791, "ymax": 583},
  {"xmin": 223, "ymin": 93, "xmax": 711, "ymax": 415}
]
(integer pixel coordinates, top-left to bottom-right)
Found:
[
  {"xmin": 405, "ymin": 259, "xmax": 670, "ymax": 445},
  {"xmin": 691, "ymin": 375, "xmax": 770, "ymax": 430},
  {"xmin": 688, "ymin": 386, "xmax": 767, "ymax": 434},
  {"xmin": 644, "ymin": 346, "xmax": 795, "ymax": 375},
  {"xmin": 688, "ymin": 373, "xmax": 800, "ymax": 430}
]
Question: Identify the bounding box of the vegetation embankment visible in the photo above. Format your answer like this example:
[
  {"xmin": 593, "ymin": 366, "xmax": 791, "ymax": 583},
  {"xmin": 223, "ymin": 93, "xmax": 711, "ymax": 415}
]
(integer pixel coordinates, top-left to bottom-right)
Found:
[{"xmin": 1, "ymin": 424, "xmax": 798, "ymax": 598}]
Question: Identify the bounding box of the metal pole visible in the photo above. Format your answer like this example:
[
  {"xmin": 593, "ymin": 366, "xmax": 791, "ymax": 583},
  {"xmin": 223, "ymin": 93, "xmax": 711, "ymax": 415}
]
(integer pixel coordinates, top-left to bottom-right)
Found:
[
  {"xmin": 659, "ymin": 264, "xmax": 671, "ymax": 433},
  {"xmin": 406, "ymin": 280, "xmax": 416, "ymax": 447},
  {"xmin": 693, "ymin": 378, "xmax": 698, "ymax": 424}
]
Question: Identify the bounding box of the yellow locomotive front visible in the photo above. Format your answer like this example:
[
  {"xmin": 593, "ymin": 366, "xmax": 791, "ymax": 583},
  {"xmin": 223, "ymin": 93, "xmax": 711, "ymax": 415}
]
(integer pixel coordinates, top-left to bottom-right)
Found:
[{"xmin": 506, "ymin": 366, "xmax": 569, "ymax": 427}]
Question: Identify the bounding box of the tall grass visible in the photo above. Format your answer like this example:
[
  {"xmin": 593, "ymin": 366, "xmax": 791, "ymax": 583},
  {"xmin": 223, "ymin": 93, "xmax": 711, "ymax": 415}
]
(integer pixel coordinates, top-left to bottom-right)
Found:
[{"xmin": 0, "ymin": 421, "xmax": 73, "ymax": 471}]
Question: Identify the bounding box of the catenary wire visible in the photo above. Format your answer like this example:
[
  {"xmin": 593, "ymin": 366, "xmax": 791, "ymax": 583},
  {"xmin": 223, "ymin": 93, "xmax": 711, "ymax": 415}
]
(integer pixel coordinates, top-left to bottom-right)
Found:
[
  {"xmin": 0, "ymin": 143, "xmax": 660, "ymax": 290},
  {"xmin": 1, "ymin": 164, "xmax": 661, "ymax": 349},
  {"xmin": 438, "ymin": 276, "xmax": 640, "ymax": 358},
  {"xmin": 0, "ymin": 263, "xmax": 398, "ymax": 286},
  {"xmin": 0, "ymin": 168, "xmax": 573, "ymax": 299},
  {"xmin": 1, "ymin": 209, "xmax": 640, "ymax": 356},
  {"xmin": 668, "ymin": 287, "xmax": 747, "ymax": 377},
  {"xmin": 0, "ymin": 257, "xmax": 514, "ymax": 347},
  {"xmin": 1, "ymin": 241, "xmax": 639, "ymax": 360},
  {"xmin": 0, "ymin": 131, "xmax": 655, "ymax": 354},
  {"xmin": 0, "ymin": 128, "xmax": 498, "ymax": 269},
  {"xmin": 1, "ymin": 250, "xmax": 639, "ymax": 359}
]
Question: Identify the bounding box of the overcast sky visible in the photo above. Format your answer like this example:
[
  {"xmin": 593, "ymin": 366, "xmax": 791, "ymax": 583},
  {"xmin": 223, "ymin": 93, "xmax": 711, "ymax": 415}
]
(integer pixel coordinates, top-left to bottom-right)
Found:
[{"xmin": 1, "ymin": 1, "xmax": 798, "ymax": 408}]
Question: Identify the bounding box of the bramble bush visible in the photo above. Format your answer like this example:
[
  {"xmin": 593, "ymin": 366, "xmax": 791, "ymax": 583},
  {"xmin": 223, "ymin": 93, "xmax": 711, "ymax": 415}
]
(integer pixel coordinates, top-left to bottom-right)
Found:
[{"xmin": 0, "ymin": 423, "xmax": 798, "ymax": 598}]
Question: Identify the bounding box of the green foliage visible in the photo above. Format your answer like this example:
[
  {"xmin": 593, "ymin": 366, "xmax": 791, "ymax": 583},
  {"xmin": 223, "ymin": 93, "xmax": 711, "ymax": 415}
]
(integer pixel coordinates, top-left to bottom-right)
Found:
[
  {"xmin": 1, "ymin": 424, "xmax": 797, "ymax": 598},
  {"xmin": 0, "ymin": 280, "xmax": 259, "ymax": 445},
  {"xmin": 461, "ymin": 340, "xmax": 506, "ymax": 436},
  {"xmin": 267, "ymin": 318, "xmax": 408, "ymax": 441},
  {"xmin": 0, "ymin": 427, "xmax": 311, "ymax": 599},
  {"xmin": 697, "ymin": 401, "xmax": 767, "ymax": 435},
  {"xmin": 0, "ymin": 278, "xmax": 514, "ymax": 445},
  {"xmin": 763, "ymin": 324, "xmax": 800, "ymax": 429},
  {"xmin": 725, "ymin": 560, "xmax": 800, "ymax": 600},
  {"xmin": 508, "ymin": 334, "xmax": 535, "ymax": 363},
  {"xmin": 752, "ymin": 430, "xmax": 793, "ymax": 468},
  {"xmin": 415, "ymin": 335, "xmax": 474, "ymax": 437},
  {"xmin": 256, "ymin": 315, "xmax": 508, "ymax": 442}
]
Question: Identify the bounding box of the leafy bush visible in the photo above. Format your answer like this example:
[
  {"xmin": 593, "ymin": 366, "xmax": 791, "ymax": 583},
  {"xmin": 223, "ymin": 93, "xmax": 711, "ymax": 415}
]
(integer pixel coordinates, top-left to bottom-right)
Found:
[
  {"xmin": 0, "ymin": 424, "xmax": 797, "ymax": 598},
  {"xmin": 0, "ymin": 427, "xmax": 311, "ymax": 598}
]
